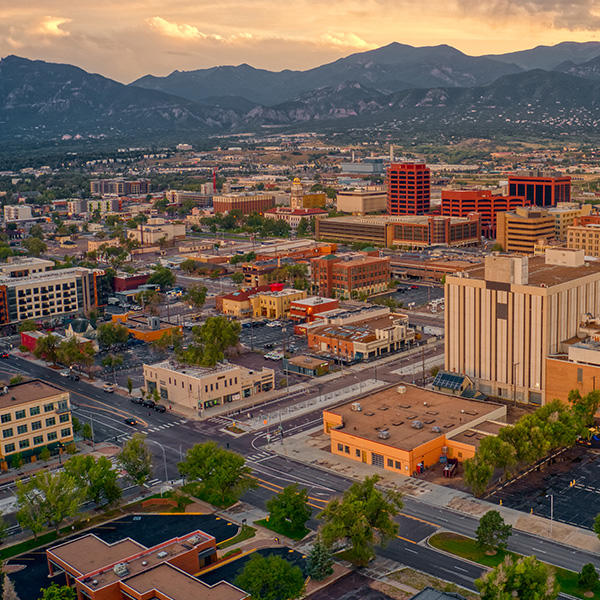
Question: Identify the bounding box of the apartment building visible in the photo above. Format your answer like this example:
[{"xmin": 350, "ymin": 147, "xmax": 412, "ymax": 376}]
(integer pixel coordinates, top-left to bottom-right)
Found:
[
  {"xmin": 496, "ymin": 207, "xmax": 556, "ymax": 253},
  {"xmin": 90, "ymin": 179, "xmax": 150, "ymax": 197},
  {"xmin": 164, "ymin": 189, "xmax": 212, "ymax": 207},
  {"xmin": 0, "ymin": 265, "xmax": 107, "ymax": 325},
  {"xmin": 212, "ymin": 193, "xmax": 275, "ymax": 215},
  {"xmin": 66, "ymin": 199, "xmax": 87, "ymax": 215},
  {"xmin": 548, "ymin": 202, "xmax": 592, "ymax": 239},
  {"xmin": 311, "ymin": 252, "xmax": 390, "ymax": 298},
  {"xmin": 508, "ymin": 173, "xmax": 571, "ymax": 207},
  {"xmin": 336, "ymin": 188, "xmax": 387, "ymax": 214},
  {"xmin": 87, "ymin": 198, "xmax": 121, "ymax": 214},
  {"xmin": 250, "ymin": 288, "xmax": 307, "ymax": 319},
  {"xmin": 567, "ymin": 215, "xmax": 600, "ymax": 257},
  {"xmin": 143, "ymin": 360, "xmax": 274, "ymax": 412},
  {"xmin": 127, "ymin": 218, "xmax": 186, "ymax": 246},
  {"xmin": 4, "ymin": 205, "xmax": 32, "ymax": 222},
  {"xmin": 0, "ymin": 257, "xmax": 53, "ymax": 278},
  {"xmin": 387, "ymin": 162, "xmax": 430, "ymax": 215},
  {"xmin": 0, "ymin": 380, "xmax": 73, "ymax": 466},
  {"xmin": 444, "ymin": 248, "xmax": 600, "ymax": 404}
]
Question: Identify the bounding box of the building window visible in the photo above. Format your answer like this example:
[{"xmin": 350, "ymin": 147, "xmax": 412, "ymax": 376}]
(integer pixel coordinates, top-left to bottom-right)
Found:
[
  {"xmin": 387, "ymin": 458, "xmax": 394, "ymax": 467},
  {"xmin": 0, "ymin": 414, "xmax": 10, "ymax": 424},
  {"xmin": 371, "ymin": 453, "xmax": 384, "ymax": 468},
  {"xmin": 577, "ymin": 368, "xmax": 583, "ymax": 383},
  {"xmin": 45, "ymin": 417, "xmax": 56, "ymax": 427},
  {"xmin": 344, "ymin": 445, "xmax": 350, "ymax": 454},
  {"xmin": 4, "ymin": 443, "xmax": 15, "ymax": 454},
  {"xmin": 31, "ymin": 421, "xmax": 42, "ymax": 431},
  {"xmin": 33, "ymin": 435, "xmax": 43, "ymax": 445},
  {"xmin": 61, "ymin": 428, "xmax": 71, "ymax": 438},
  {"xmin": 47, "ymin": 431, "xmax": 57, "ymax": 441},
  {"xmin": 19, "ymin": 439, "xmax": 29, "ymax": 449},
  {"xmin": 337, "ymin": 443, "xmax": 343, "ymax": 452},
  {"xmin": 59, "ymin": 414, "xmax": 70, "ymax": 423},
  {"xmin": 2, "ymin": 428, "xmax": 12, "ymax": 439},
  {"xmin": 355, "ymin": 449, "xmax": 360, "ymax": 457},
  {"xmin": 16, "ymin": 425, "xmax": 27, "ymax": 435},
  {"xmin": 15, "ymin": 410, "xmax": 25, "ymax": 420},
  {"xmin": 44, "ymin": 403, "xmax": 55, "ymax": 412},
  {"xmin": 29, "ymin": 406, "xmax": 40, "ymax": 416},
  {"xmin": 395, "ymin": 461, "xmax": 402, "ymax": 470}
]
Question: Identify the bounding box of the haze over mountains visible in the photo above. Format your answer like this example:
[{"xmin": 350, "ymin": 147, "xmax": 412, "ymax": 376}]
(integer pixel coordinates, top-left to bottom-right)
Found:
[{"xmin": 3, "ymin": 40, "xmax": 600, "ymax": 144}]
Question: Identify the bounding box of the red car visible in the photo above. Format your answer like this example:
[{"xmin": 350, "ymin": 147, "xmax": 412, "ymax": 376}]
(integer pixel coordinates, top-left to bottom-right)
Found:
[
  {"xmin": 0, "ymin": 353, "xmax": 9, "ymax": 359},
  {"xmin": 410, "ymin": 285, "xmax": 419, "ymax": 289}
]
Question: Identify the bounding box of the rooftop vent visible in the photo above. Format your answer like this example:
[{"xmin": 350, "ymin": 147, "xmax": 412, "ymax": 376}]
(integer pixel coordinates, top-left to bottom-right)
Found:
[
  {"xmin": 431, "ymin": 426, "xmax": 442, "ymax": 433},
  {"xmin": 188, "ymin": 535, "xmax": 201, "ymax": 545},
  {"xmin": 113, "ymin": 563, "xmax": 129, "ymax": 577},
  {"xmin": 411, "ymin": 420, "xmax": 423, "ymax": 430},
  {"xmin": 351, "ymin": 402, "xmax": 362, "ymax": 412},
  {"xmin": 392, "ymin": 421, "xmax": 404, "ymax": 426},
  {"xmin": 92, "ymin": 580, "xmax": 98, "ymax": 586},
  {"xmin": 397, "ymin": 385, "xmax": 406, "ymax": 394},
  {"xmin": 141, "ymin": 560, "xmax": 148, "ymax": 566},
  {"xmin": 378, "ymin": 429, "xmax": 390, "ymax": 440},
  {"xmin": 364, "ymin": 411, "xmax": 374, "ymax": 416},
  {"xmin": 157, "ymin": 551, "xmax": 168, "ymax": 559}
]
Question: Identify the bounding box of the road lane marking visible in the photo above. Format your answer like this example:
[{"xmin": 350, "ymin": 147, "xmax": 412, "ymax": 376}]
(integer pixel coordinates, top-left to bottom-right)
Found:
[
  {"xmin": 396, "ymin": 535, "xmax": 417, "ymax": 545},
  {"xmin": 455, "ymin": 566, "xmax": 469, "ymax": 573},
  {"xmin": 399, "ymin": 512, "xmax": 439, "ymax": 528}
]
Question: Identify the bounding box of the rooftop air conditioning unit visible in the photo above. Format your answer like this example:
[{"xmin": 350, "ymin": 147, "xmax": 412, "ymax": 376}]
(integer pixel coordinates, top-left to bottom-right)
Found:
[
  {"xmin": 396, "ymin": 385, "xmax": 406, "ymax": 394},
  {"xmin": 411, "ymin": 420, "xmax": 423, "ymax": 429},
  {"xmin": 431, "ymin": 426, "xmax": 442, "ymax": 433},
  {"xmin": 113, "ymin": 563, "xmax": 129, "ymax": 577},
  {"xmin": 188, "ymin": 535, "xmax": 201, "ymax": 545},
  {"xmin": 351, "ymin": 402, "xmax": 362, "ymax": 412},
  {"xmin": 157, "ymin": 551, "xmax": 168, "ymax": 559},
  {"xmin": 378, "ymin": 429, "xmax": 390, "ymax": 440}
]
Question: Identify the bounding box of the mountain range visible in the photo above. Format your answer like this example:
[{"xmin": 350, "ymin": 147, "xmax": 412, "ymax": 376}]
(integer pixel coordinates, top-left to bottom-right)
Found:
[{"xmin": 3, "ymin": 41, "xmax": 600, "ymax": 144}]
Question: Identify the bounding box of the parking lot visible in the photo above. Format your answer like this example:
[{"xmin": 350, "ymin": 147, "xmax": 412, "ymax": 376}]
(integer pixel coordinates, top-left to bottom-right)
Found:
[
  {"xmin": 387, "ymin": 283, "xmax": 444, "ymax": 309},
  {"xmin": 488, "ymin": 446, "xmax": 600, "ymax": 529},
  {"xmin": 239, "ymin": 320, "xmax": 308, "ymax": 355}
]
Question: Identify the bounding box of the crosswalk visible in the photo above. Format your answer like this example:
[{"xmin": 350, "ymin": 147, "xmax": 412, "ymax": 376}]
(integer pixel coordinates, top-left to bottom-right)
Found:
[
  {"xmin": 117, "ymin": 419, "xmax": 187, "ymax": 442},
  {"xmin": 246, "ymin": 451, "xmax": 274, "ymax": 463},
  {"xmin": 206, "ymin": 416, "xmax": 232, "ymax": 426}
]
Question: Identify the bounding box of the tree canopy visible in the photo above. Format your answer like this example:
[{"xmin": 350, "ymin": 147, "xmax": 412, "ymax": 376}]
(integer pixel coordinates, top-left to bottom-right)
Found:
[
  {"xmin": 476, "ymin": 510, "xmax": 512, "ymax": 553},
  {"xmin": 234, "ymin": 554, "xmax": 305, "ymax": 600},
  {"xmin": 64, "ymin": 455, "xmax": 121, "ymax": 506},
  {"xmin": 117, "ymin": 433, "xmax": 153, "ymax": 486},
  {"xmin": 266, "ymin": 484, "xmax": 311, "ymax": 538},
  {"xmin": 147, "ymin": 266, "xmax": 175, "ymax": 291},
  {"xmin": 177, "ymin": 316, "xmax": 240, "ymax": 367}
]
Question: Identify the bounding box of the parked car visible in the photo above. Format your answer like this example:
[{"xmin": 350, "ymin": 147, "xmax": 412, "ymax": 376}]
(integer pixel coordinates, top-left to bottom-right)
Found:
[
  {"xmin": 154, "ymin": 404, "xmax": 166, "ymax": 413},
  {"xmin": 69, "ymin": 373, "xmax": 80, "ymax": 381},
  {"xmin": 130, "ymin": 396, "xmax": 144, "ymax": 405},
  {"xmin": 0, "ymin": 352, "xmax": 9, "ymax": 359},
  {"xmin": 142, "ymin": 399, "xmax": 156, "ymax": 408},
  {"xmin": 103, "ymin": 383, "xmax": 116, "ymax": 393},
  {"xmin": 263, "ymin": 343, "xmax": 274, "ymax": 349}
]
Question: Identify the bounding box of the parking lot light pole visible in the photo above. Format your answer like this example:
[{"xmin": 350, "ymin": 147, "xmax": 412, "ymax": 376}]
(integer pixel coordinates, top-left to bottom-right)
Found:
[{"xmin": 546, "ymin": 493, "xmax": 554, "ymax": 535}]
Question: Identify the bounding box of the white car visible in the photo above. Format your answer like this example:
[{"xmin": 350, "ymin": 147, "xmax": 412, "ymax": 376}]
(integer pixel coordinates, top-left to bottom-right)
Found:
[{"xmin": 59, "ymin": 369, "xmax": 70, "ymax": 377}]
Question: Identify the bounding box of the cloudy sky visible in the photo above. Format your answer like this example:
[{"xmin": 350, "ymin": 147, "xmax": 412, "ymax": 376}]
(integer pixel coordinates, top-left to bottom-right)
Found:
[{"xmin": 2, "ymin": 1, "xmax": 600, "ymax": 82}]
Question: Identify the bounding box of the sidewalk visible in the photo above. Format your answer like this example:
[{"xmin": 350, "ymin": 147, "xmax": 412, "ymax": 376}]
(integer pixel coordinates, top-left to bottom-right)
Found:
[{"xmin": 273, "ymin": 425, "xmax": 600, "ymax": 555}]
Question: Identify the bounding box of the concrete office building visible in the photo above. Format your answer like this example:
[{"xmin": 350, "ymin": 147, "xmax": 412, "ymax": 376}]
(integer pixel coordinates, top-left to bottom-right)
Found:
[
  {"xmin": 549, "ymin": 202, "xmax": 593, "ymax": 240},
  {"xmin": 336, "ymin": 188, "xmax": 387, "ymax": 214},
  {"xmin": 567, "ymin": 216, "xmax": 600, "ymax": 257},
  {"xmin": 387, "ymin": 162, "xmax": 430, "ymax": 215},
  {"xmin": 250, "ymin": 288, "xmax": 307, "ymax": 319},
  {"xmin": 127, "ymin": 218, "xmax": 186, "ymax": 246},
  {"xmin": 4, "ymin": 205, "xmax": 32, "ymax": 222},
  {"xmin": 0, "ymin": 257, "xmax": 53, "ymax": 278},
  {"xmin": 496, "ymin": 207, "xmax": 556, "ymax": 254},
  {"xmin": 213, "ymin": 193, "xmax": 275, "ymax": 215},
  {"xmin": 508, "ymin": 173, "xmax": 571, "ymax": 207},
  {"xmin": 0, "ymin": 380, "xmax": 74, "ymax": 466},
  {"xmin": 165, "ymin": 189, "xmax": 212, "ymax": 207},
  {"xmin": 444, "ymin": 248, "xmax": 600, "ymax": 404},
  {"xmin": 144, "ymin": 360, "xmax": 275, "ymax": 412}
]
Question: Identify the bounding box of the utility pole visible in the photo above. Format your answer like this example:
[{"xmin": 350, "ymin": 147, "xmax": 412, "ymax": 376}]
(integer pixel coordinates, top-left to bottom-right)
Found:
[{"xmin": 421, "ymin": 346, "xmax": 425, "ymax": 386}]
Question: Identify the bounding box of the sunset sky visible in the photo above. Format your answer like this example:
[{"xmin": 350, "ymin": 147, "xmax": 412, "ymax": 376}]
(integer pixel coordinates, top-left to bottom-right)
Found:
[{"xmin": 2, "ymin": 1, "xmax": 600, "ymax": 82}]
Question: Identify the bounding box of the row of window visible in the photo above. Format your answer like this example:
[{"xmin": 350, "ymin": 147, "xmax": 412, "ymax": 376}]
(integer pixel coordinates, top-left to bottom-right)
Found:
[
  {"xmin": 0, "ymin": 401, "xmax": 66, "ymax": 423},
  {"xmin": 3, "ymin": 414, "xmax": 69, "ymax": 438},
  {"xmin": 4, "ymin": 428, "xmax": 71, "ymax": 454}
]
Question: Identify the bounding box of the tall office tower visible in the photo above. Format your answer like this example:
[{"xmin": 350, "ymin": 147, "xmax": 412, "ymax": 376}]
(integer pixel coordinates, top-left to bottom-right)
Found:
[
  {"xmin": 387, "ymin": 162, "xmax": 430, "ymax": 215},
  {"xmin": 508, "ymin": 173, "xmax": 571, "ymax": 207}
]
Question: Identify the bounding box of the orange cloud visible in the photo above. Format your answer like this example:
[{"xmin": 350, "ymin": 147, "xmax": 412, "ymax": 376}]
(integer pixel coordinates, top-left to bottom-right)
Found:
[{"xmin": 37, "ymin": 16, "xmax": 71, "ymax": 37}]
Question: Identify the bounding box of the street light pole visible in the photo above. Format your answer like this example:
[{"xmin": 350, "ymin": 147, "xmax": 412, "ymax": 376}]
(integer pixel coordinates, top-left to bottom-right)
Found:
[{"xmin": 147, "ymin": 439, "xmax": 168, "ymax": 496}]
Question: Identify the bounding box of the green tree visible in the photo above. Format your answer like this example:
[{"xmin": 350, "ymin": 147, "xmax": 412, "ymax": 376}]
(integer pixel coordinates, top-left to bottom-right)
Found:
[
  {"xmin": 319, "ymin": 475, "xmax": 403, "ymax": 565},
  {"xmin": 39, "ymin": 446, "xmax": 51, "ymax": 462},
  {"xmin": 17, "ymin": 320, "xmax": 37, "ymax": 333},
  {"xmin": 578, "ymin": 564, "xmax": 599, "ymax": 592},
  {"xmin": 463, "ymin": 455, "xmax": 494, "ymax": 497},
  {"xmin": 183, "ymin": 285, "xmax": 207, "ymax": 309},
  {"xmin": 127, "ymin": 377, "xmax": 133, "ymax": 395},
  {"xmin": 23, "ymin": 237, "xmax": 47, "ymax": 257},
  {"xmin": 266, "ymin": 484, "xmax": 311, "ymax": 536},
  {"xmin": 135, "ymin": 289, "xmax": 162, "ymax": 314},
  {"xmin": 97, "ymin": 322, "xmax": 129, "ymax": 350},
  {"xmin": 307, "ymin": 537, "xmax": 333, "ymax": 581},
  {"xmin": 38, "ymin": 583, "xmax": 76, "ymax": 600},
  {"xmin": 180, "ymin": 258, "xmax": 199, "ymax": 274},
  {"xmin": 64, "ymin": 455, "xmax": 121, "ymax": 506},
  {"xmin": 476, "ymin": 555, "xmax": 558, "ymax": 600},
  {"xmin": 177, "ymin": 316, "xmax": 240, "ymax": 367},
  {"xmin": 57, "ymin": 338, "xmax": 95, "ymax": 374},
  {"xmin": 28, "ymin": 224, "xmax": 45, "ymax": 239},
  {"xmin": 117, "ymin": 433, "xmax": 153, "ymax": 486},
  {"xmin": 9, "ymin": 376, "xmax": 23, "ymax": 385},
  {"xmin": 33, "ymin": 334, "xmax": 60, "ymax": 366},
  {"xmin": 476, "ymin": 510, "xmax": 512, "ymax": 554},
  {"xmin": 147, "ymin": 266, "xmax": 175, "ymax": 291},
  {"xmin": 178, "ymin": 441, "xmax": 254, "ymax": 505},
  {"xmin": 230, "ymin": 272, "xmax": 244, "ymax": 285},
  {"xmin": 235, "ymin": 554, "xmax": 305, "ymax": 600},
  {"xmin": 296, "ymin": 218, "xmax": 310, "ymax": 237},
  {"xmin": 102, "ymin": 353, "xmax": 123, "ymax": 383},
  {"xmin": 81, "ymin": 422, "xmax": 93, "ymax": 441}
]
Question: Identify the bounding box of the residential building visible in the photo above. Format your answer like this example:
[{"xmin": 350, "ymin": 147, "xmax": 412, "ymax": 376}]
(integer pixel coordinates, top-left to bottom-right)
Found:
[
  {"xmin": 0, "ymin": 379, "xmax": 74, "ymax": 467},
  {"xmin": 143, "ymin": 360, "xmax": 274, "ymax": 411},
  {"xmin": 46, "ymin": 527, "xmax": 247, "ymax": 600},
  {"xmin": 212, "ymin": 193, "xmax": 275, "ymax": 215},
  {"xmin": 311, "ymin": 252, "xmax": 390, "ymax": 298},
  {"xmin": 4, "ymin": 205, "xmax": 32, "ymax": 222},
  {"xmin": 0, "ymin": 266, "xmax": 107, "ymax": 325},
  {"xmin": 548, "ymin": 202, "xmax": 593, "ymax": 240},
  {"xmin": 444, "ymin": 249, "xmax": 600, "ymax": 403},
  {"xmin": 250, "ymin": 288, "xmax": 307, "ymax": 319},
  {"xmin": 66, "ymin": 199, "xmax": 87, "ymax": 215},
  {"xmin": 90, "ymin": 179, "xmax": 150, "ymax": 197},
  {"xmin": 441, "ymin": 189, "xmax": 530, "ymax": 237},
  {"xmin": 111, "ymin": 313, "xmax": 181, "ymax": 343},
  {"xmin": 316, "ymin": 214, "xmax": 480, "ymax": 248},
  {"xmin": 87, "ymin": 198, "xmax": 121, "ymax": 214},
  {"xmin": 567, "ymin": 216, "xmax": 600, "ymax": 257},
  {"xmin": 496, "ymin": 207, "xmax": 556, "ymax": 253},
  {"xmin": 127, "ymin": 218, "xmax": 186, "ymax": 246},
  {"xmin": 508, "ymin": 173, "xmax": 571, "ymax": 207},
  {"xmin": 264, "ymin": 207, "xmax": 327, "ymax": 229},
  {"xmin": 0, "ymin": 257, "xmax": 53, "ymax": 278},
  {"xmin": 336, "ymin": 188, "xmax": 387, "ymax": 214},
  {"xmin": 307, "ymin": 311, "xmax": 415, "ymax": 362},
  {"xmin": 323, "ymin": 384, "xmax": 506, "ymax": 474},
  {"xmin": 165, "ymin": 189, "xmax": 212, "ymax": 207},
  {"xmin": 387, "ymin": 162, "xmax": 430, "ymax": 215}
]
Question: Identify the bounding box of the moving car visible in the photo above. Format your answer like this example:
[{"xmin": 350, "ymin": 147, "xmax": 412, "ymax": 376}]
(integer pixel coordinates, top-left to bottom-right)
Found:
[
  {"xmin": 0, "ymin": 352, "xmax": 9, "ymax": 359},
  {"xmin": 59, "ymin": 369, "xmax": 70, "ymax": 377},
  {"xmin": 103, "ymin": 383, "xmax": 116, "ymax": 393},
  {"xmin": 154, "ymin": 404, "xmax": 166, "ymax": 413},
  {"xmin": 124, "ymin": 418, "xmax": 138, "ymax": 426}
]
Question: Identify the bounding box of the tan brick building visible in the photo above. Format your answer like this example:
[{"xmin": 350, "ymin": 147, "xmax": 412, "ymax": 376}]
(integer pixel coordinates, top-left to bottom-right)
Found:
[{"xmin": 496, "ymin": 207, "xmax": 555, "ymax": 254}]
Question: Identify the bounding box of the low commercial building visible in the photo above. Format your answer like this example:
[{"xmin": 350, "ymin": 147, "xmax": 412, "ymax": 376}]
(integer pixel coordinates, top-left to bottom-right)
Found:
[
  {"xmin": 389, "ymin": 257, "xmax": 483, "ymax": 283},
  {"xmin": 316, "ymin": 214, "xmax": 480, "ymax": 248},
  {"xmin": 307, "ymin": 311, "xmax": 415, "ymax": 362},
  {"xmin": 113, "ymin": 271, "xmax": 151, "ymax": 292},
  {"xmin": 213, "ymin": 193, "xmax": 275, "ymax": 215},
  {"xmin": 4, "ymin": 205, "xmax": 32, "ymax": 222},
  {"xmin": 127, "ymin": 218, "xmax": 186, "ymax": 246},
  {"xmin": 0, "ymin": 379, "xmax": 74, "ymax": 467},
  {"xmin": 323, "ymin": 384, "xmax": 506, "ymax": 474},
  {"xmin": 336, "ymin": 188, "xmax": 387, "ymax": 214},
  {"xmin": 0, "ymin": 257, "xmax": 53, "ymax": 278},
  {"xmin": 143, "ymin": 360, "xmax": 275, "ymax": 411},
  {"xmin": 46, "ymin": 527, "xmax": 247, "ymax": 600},
  {"xmin": 215, "ymin": 284, "xmax": 274, "ymax": 318},
  {"xmin": 311, "ymin": 252, "xmax": 390, "ymax": 298},
  {"xmin": 250, "ymin": 288, "xmax": 307, "ymax": 319},
  {"xmin": 283, "ymin": 355, "xmax": 331, "ymax": 377},
  {"xmin": 496, "ymin": 207, "xmax": 556, "ymax": 254},
  {"xmin": 264, "ymin": 207, "xmax": 327, "ymax": 229},
  {"xmin": 289, "ymin": 296, "xmax": 340, "ymax": 325},
  {"xmin": 112, "ymin": 313, "xmax": 181, "ymax": 343}
]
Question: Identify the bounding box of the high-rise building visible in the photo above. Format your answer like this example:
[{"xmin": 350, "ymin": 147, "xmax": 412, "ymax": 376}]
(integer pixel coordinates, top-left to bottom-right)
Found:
[
  {"xmin": 90, "ymin": 179, "xmax": 150, "ymax": 197},
  {"xmin": 445, "ymin": 248, "xmax": 600, "ymax": 404},
  {"xmin": 508, "ymin": 173, "xmax": 571, "ymax": 207},
  {"xmin": 496, "ymin": 207, "xmax": 556, "ymax": 254},
  {"xmin": 387, "ymin": 163, "xmax": 430, "ymax": 215}
]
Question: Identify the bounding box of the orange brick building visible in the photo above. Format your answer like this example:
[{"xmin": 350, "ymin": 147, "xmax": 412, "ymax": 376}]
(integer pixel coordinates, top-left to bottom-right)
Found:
[
  {"xmin": 508, "ymin": 174, "xmax": 571, "ymax": 207},
  {"xmin": 212, "ymin": 193, "xmax": 275, "ymax": 215},
  {"xmin": 387, "ymin": 162, "xmax": 430, "ymax": 215}
]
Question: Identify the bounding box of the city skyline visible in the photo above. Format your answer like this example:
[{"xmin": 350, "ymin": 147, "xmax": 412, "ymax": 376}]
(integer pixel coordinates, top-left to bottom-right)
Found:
[{"xmin": 2, "ymin": 1, "xmax": 600, "ymax": 82}]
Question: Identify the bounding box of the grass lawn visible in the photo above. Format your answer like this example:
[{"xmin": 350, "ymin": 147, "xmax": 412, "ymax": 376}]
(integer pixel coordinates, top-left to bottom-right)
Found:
[
  {"xmin": 181, "ymin": 483, "xmax": 237, "ymax": 509},
  {"xmin": 429, "ymin": 532, "xmax": 600, "ymax": 600},
  {"xmin": 254, "ymin": 518, "xmax": 309, "ymax": 541},
  {"xmin": 218, "ymin": 525, "xmax": 256, "ymax": 549},
  {"xmin": 390, "ymin": 567, "xmax": 479, "ymax": 600}
]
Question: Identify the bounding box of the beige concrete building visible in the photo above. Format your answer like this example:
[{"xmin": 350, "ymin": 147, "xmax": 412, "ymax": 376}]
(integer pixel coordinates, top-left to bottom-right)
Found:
[
  {"xmin": 445, "ymin": 248, "xmax": 600, "ymax": 404},
  {"xmin": 548, "ymin": 202, "xmax": 592, "ymax": 240},
  {"xmin": 567, "ymin": 220, "xmax": 600, "ymax": 257},
  {"xmin": 4, "ymin": 205, "xmax": 32, "ymax": 222},
  {"xmin": 0, "ymin": 257, "xmax": 53, "ymax": 278},
  {"xmin": 0, "ymin": 379, "xmax": 74, "ymax": 466},
  {"xmin": 336, "ymin": 188, "xmax": 387, "ymax": 214},
  {"xmin": 87, "ymin": 238, "xmax": 121, "ymax": 253},
  {"xmin": 87, "ymin": 198, "xmax": 120, "ymax": 214},
  {"xmin": 143, "ymin": 360, "xmax": 275, "ymax": 412},
  {"xmin": 250, "ymin": 288, "xmax": 307, "ymax": 319},
  {"xmin": 496, "ymin": 207, "xmax": 555, "ymax": 254},
  {"xmin": 127, "ymin": 218, "xmax": 186, "ymax": 246}
]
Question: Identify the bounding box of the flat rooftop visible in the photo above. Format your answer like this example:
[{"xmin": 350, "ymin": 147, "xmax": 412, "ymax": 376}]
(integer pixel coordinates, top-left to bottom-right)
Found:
[
  {"xmin": 0, "ymin": 380, "xmax": 65, "ymax": 409},
  {"xmin": 325, "ymin": 385, "xmax": 506, "ymax": 451},
  {"xmin": 288, "ymin": 355, "xmax": 330, "ymax": 369},
  {"xmin": 291, "ymin": 296, "xmax": 335, "ymax": 307},
  {"xmin": 310, "ymin": 313, "xmax": 408, "ymax": 342}
]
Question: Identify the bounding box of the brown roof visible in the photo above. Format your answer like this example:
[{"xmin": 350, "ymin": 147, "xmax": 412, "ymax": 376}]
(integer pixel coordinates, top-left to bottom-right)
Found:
[
  {"xmin": 309, "ymin": 313, "xmax": 407, "ymax": 343},
  {"xmin": 122, "ymin": 563, "xmax": 247, "ymax": 600},
  {"xmin": 325, "ymin": 384, "xmax": 505, "ymax": 451},
  {"xmin": 288, "ymin": 355, "xmax": 329, "ymax": 369},
  {"xmin": 0, "ymin": 380, "xmax": 64, "ymax": 409}
]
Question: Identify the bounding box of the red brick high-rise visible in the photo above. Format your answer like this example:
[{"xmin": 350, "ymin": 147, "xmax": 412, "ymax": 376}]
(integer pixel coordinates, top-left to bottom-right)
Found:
[
  {"xmin": 508, "ymin": 174, "xmax": 571, "ymax": 207},
  {"xmin": 387, "ymin": 163, "xmax": 430, "ymax": 215}
]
